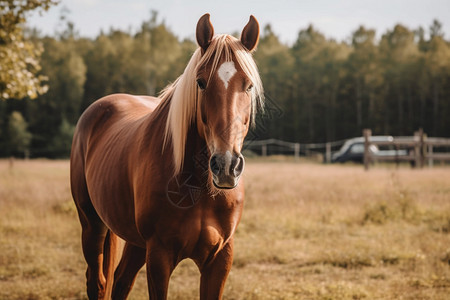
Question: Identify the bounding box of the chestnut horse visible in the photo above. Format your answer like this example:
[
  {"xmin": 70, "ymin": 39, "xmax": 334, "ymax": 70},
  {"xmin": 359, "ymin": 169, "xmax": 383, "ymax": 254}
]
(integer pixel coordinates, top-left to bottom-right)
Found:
[{"xmin": 70, "ymin": 14, "xmax": 263, "ymax": 299}]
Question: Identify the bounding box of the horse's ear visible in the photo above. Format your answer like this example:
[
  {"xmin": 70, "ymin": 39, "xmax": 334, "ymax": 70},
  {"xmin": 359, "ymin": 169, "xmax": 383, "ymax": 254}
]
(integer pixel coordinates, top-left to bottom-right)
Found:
[
  {"xmin": 196, "ymin": 13, "xmax": 214, "ymax": 52},
  {"xmin": 240, "ymin": 15, "xmax": 260, "ymax": 52}
]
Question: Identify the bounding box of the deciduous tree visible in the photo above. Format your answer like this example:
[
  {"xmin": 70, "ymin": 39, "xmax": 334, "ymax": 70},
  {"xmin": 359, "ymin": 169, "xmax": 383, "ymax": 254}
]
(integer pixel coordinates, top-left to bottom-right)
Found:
[{"xmin": 0, "ymin": 0, "xmax": 57, "ymax": 100}]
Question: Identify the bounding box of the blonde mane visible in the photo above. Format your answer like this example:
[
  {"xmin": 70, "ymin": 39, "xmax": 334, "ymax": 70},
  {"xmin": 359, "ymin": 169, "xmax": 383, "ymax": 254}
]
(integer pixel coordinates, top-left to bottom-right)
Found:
[{"xmin": 161, "ymin": 34, "xmax": 264, "ymax": 175}]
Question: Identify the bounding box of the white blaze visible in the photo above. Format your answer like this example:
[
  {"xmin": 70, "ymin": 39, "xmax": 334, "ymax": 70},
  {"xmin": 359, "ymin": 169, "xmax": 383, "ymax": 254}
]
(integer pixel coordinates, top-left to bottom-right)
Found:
[{"xmin": 217, "ymin": 61, "xmax": 237, "ymax": 89}]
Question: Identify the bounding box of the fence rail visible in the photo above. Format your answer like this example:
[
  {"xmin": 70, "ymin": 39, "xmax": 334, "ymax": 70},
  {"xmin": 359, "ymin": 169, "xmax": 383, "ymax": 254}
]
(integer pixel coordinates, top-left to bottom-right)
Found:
[{"xmin": 244, "ymin": 138, "xmax": 346, "ymax": 163}]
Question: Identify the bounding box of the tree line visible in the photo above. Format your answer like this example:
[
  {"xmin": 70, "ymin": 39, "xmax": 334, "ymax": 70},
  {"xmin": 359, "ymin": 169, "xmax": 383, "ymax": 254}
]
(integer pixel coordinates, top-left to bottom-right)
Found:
[{"xmin": 1, "ymin": 7, "xmax": 449, "ymax": 158}]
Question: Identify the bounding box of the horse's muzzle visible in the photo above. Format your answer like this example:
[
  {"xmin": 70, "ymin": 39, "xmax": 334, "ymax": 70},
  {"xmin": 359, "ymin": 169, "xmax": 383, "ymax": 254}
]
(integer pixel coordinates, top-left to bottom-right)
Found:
[{"xmin": 209, "ymin": 152, "xmax": 245, "ymax": 189}]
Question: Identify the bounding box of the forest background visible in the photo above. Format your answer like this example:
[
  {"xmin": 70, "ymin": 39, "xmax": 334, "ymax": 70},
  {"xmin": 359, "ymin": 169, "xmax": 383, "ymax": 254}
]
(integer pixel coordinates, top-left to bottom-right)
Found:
[{"xmin": 1, "ymin": 1, "xmax": 450, "ymax": 158}]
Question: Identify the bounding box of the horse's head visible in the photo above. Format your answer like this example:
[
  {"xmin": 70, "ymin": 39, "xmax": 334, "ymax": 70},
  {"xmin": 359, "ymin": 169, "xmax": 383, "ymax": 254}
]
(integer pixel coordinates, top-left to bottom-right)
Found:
[{"xmin": 195, "ymin": 14, "xmax": 263, "ymax": 189}]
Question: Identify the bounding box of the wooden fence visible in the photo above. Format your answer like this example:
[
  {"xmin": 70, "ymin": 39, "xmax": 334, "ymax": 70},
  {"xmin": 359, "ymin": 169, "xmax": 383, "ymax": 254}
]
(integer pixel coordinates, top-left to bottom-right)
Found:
[
  {"xmin": 363, "ymin": 129, "xmax": 450, "ymax": 170},
  {"xmin": 244, "ymin": 138, "xmax": 345, "ymax": 163},
  {"xmin": 243, "ymin": 130, "xmax": 450, "ymax": 168}
]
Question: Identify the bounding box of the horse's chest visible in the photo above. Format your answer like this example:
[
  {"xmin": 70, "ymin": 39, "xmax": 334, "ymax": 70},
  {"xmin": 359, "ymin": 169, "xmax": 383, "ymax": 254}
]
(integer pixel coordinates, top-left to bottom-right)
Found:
[
  {"xmin": 158, "ymin": 214, "xmax": 236, "ymax": 265},
  {"xmin": 191, "ymin": 223, "xmax": 228, "ymax": 266},
  {"xmin": 150, "ymin": 192, "xmax": 243, "ymax": 264}
]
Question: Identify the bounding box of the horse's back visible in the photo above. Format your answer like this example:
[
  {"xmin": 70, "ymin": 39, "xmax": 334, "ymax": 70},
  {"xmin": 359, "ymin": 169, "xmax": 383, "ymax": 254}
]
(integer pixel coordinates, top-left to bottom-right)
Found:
[
  {"xmin": 71, "ymin": 92, "xmax": 160, "ymax": 183},
  {"xmin": 75, "ymin": 94, "xmax": 159, "ymax": 138},
  {"xmin": 72, "ymin": 93, "xmax": 159, "ymax": 156}
]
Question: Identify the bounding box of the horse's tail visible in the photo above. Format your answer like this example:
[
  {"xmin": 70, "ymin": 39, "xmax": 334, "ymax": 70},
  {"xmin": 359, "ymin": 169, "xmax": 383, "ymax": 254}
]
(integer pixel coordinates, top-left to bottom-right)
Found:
[{"xmin": 102, "ymin": 230, "xmax": 122, "ymax": 299}]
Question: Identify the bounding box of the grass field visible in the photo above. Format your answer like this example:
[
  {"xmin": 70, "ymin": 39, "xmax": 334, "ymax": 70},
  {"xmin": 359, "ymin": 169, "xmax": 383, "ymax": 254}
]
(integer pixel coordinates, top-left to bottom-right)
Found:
[{"xmin": 1, "ymin": 159, "xmax": 449, "ymax": 299}]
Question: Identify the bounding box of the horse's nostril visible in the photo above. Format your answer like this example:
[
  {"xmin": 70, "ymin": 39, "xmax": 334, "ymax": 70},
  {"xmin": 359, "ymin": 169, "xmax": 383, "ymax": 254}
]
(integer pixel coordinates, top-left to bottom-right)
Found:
[
  {"xmin": 210, "ymin": 154, "xmax": 221, "ymax": 176},
  {"xmin": 211, "ymin": 153, "xmax": 244, "ymax": 179},
  {"xmin": 232, "ymin": 155, "xmax": 245, "ymax": 177}
]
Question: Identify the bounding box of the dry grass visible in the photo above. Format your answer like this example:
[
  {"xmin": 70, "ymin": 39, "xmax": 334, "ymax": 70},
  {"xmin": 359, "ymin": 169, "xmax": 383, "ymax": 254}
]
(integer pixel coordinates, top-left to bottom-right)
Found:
[{"xmin": 1, "ymin": 159, "xmax": 450, "ymax": 299}]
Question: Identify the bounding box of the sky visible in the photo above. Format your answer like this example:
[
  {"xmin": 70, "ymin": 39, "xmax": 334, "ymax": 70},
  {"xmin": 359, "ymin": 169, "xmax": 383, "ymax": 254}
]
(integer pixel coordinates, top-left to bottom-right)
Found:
[{"xmin": 28, "ymin": 0, "xmax": 450, "ymax": 44}]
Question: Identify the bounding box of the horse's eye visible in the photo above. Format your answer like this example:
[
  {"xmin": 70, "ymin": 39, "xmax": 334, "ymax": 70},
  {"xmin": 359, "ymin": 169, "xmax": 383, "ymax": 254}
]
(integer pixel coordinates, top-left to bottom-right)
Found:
[
  {"xmin": 246, "ymin": 84, "xmax": 253, "ymax": 92},
  {"xmin": 197, "ymin": 78, "xmax": 207, "ymax": 90}
]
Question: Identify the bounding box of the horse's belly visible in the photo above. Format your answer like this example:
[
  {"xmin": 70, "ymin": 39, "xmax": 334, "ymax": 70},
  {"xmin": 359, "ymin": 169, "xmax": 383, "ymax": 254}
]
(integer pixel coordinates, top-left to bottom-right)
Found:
[
  {"xmin": 106, "ymin": 217, "xmax": 145, "ymax": 247},
  {"xmin": 86, "ymin": 170, "xmax": 145, "ymax": 247},
  {"xmin": 92, "ymin": 193, "xmax": 145, "ymax": 247}
]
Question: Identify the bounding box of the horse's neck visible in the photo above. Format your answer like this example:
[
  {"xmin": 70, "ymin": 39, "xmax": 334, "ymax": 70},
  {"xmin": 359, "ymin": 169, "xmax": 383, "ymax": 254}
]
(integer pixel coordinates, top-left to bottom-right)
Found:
[
  {"xmin": 142, "ymin": 96, "xmax": 208, "ymax": 175},
  {"xmin": 182, "ymin": 124, "xmax": 209, "ymax": 174}
]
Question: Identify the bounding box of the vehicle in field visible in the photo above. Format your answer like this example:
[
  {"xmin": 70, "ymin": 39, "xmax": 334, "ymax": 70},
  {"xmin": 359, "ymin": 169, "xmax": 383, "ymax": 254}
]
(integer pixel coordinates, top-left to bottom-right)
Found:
[{"xmin": 331, "ymin": 136, "xmax": 409, "ymax": 163}]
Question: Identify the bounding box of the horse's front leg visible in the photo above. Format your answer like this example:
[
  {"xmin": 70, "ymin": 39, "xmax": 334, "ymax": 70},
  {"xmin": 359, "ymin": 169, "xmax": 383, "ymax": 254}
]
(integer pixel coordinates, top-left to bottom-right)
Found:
[
  {"xmin": 199, "ymin": 238, "xmax": 234, "ymax": 300},
  {"xmin": 145, "ymin": 238, "xmax": 176, "ymax": 300}
]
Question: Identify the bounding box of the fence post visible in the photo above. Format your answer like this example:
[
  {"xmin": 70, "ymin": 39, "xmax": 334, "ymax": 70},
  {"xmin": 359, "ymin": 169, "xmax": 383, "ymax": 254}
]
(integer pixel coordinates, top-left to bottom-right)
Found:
[
  {"xmin": 262, "ymin": 144, "xmax": 267, "ymax": 157},
  {"xmin": 9, "ymin": 156, "xmax": 14, "ymax": 170},
  {"xmin": 421, "ymin": 131, "xmax": 428, "ymax": 169},
  {"xmin": 419, "ymin": 128, "xmax": 425, "ymax": 168},
  {"xmin": 363, "ymin": 129, "xmax": 372, "ymax": 171},
  {"xmin": 294, "ymin": 143, "xmax": 300, "ymax": 160},
  {"xmin": 325, "ymin": 142, "xmax": 331, "ymax": 164},
  {"xmin": 414, "ymin": 129, "xmax": 422, "ymax": 168}
]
